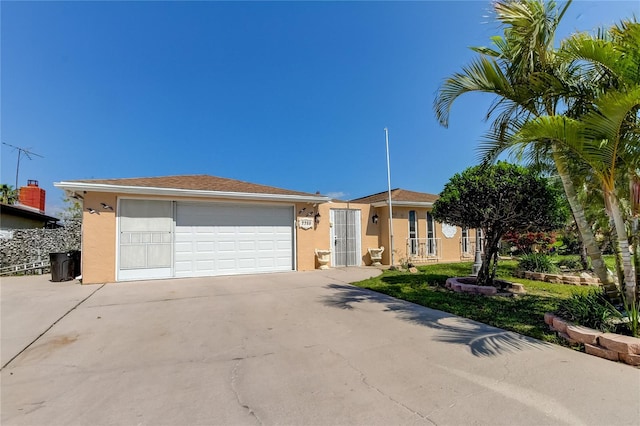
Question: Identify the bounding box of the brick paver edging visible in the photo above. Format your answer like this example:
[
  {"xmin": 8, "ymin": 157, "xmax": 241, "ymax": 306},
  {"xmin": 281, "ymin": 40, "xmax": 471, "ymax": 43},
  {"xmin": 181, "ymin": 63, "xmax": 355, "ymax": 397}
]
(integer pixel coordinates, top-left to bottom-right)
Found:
[{"xmin": 545, "ymin": 313, "xmax": 640, "ymax": 366}]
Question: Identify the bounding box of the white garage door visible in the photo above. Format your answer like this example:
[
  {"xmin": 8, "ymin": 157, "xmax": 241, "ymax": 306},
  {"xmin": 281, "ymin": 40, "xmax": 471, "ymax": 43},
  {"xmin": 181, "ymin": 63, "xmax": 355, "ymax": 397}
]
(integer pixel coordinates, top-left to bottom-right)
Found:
[
  {"xmin": 118, "ymin": 199, "xmax": 174, "ymax": 281},
  {"xmin": 175, "ymin": 202, "xmax": 294, "ymax": 277}
]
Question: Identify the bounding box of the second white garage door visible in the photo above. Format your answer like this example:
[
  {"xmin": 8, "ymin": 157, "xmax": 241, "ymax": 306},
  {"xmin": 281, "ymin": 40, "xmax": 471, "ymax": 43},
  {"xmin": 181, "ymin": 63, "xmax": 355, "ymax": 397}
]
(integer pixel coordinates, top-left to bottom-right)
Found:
[{"xmin": 174, "ymin": 202, "xmax": 294, "ymax": 278}]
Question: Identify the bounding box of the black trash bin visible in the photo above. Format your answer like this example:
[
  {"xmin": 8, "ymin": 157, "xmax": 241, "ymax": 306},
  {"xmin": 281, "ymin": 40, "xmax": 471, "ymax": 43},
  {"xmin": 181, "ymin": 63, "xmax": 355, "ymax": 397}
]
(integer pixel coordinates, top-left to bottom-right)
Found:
[
  {"xmin": 68, "ymin": 250, "xmax": 81, "ymax": 278},
  {"xmin": 50, "ymin": 252, "xmax": 74, "ymax": 282}
]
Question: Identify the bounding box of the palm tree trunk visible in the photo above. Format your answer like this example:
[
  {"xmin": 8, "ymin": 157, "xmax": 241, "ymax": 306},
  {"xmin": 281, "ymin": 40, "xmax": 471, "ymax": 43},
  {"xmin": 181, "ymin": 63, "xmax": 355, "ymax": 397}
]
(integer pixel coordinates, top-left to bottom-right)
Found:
[
  {"xmin": 632, "ymin": 217, "xmax": 640, "ymax": 300},
  {"xmin": 607, "ymin": 191, "xmax": 636, "ymax": 301},
  {"xmin": 552, "ymin": 147, "xmax": 617, "ymax": 296},
  {"xmin": 609, "ymin": 216, "xmax": 625, "ymax": 289}
]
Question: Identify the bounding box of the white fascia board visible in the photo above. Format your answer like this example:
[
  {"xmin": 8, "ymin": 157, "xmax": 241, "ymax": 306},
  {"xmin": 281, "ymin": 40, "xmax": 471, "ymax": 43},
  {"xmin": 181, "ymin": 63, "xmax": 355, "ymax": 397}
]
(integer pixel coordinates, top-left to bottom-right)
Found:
[
  {"xmin": 370, "ymin": 200, "xmax": 434, "ymax": 208},
  {"xmin": 54, "ymin": 182, "xmax": 331, "ymax": 204}
]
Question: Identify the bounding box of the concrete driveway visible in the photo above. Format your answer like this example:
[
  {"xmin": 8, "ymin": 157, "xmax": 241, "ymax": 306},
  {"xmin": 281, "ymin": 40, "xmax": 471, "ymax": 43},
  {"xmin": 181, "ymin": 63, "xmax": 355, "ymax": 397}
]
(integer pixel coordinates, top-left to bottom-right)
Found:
[{"xmin": 1, "ymin": 269, "xmax": 639, "ymax": 425}]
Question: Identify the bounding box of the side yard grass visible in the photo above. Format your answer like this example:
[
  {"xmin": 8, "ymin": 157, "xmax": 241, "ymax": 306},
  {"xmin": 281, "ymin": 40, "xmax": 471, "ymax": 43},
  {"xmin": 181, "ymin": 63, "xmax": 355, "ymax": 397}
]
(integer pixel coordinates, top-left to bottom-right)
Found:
[{"xmin": 352, "ymin": 260, "xmax": 593, "ymax": 343}]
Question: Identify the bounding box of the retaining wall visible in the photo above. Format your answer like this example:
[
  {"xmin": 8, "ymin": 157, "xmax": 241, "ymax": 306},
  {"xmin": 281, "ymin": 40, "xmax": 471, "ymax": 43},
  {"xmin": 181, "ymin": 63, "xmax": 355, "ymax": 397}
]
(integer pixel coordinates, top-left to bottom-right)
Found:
[
  {"xmin": 0, "ymin": 220, "xmax": 81, "ymax": 268},
  {"xmin": 513, "ymin": 270, "xmax": 602, "ymax": 286},
  {"xmin": 545, "ymin": 312, "xmax": 640, "ymax": 366}
]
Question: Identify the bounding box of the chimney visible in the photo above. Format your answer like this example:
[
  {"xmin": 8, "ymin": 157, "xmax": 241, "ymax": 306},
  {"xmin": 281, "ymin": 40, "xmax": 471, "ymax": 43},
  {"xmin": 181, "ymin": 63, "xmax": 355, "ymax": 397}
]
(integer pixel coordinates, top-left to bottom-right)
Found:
[{"xmin": 19, "ymin": 180, "xmax": 46, "ymax": 213}]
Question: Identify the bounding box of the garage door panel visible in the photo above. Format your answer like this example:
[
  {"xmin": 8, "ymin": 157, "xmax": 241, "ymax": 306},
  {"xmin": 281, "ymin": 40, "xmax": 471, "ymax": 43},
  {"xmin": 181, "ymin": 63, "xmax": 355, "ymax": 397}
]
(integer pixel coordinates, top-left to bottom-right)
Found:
[
  {"xmin": 258, "ymin": 241, "xmax": 274, "ymax": 250},
  {"xmin": 238, "ymin": 241, "xmax": 256, "ymax": 251},
  {"xmin": 197, "ymin": 242, "xmax": 215, "ymax": 252},
  {"xmin": 120, "ymin": 245, "xmax": 147, "ymax": 269},
  {"xmin": 147, "ymin": 245, "xmax": 172, "ymax": 268},
  {"xmin": 217, "ymin": 241, "xmax": 236, "ymax": 251}
]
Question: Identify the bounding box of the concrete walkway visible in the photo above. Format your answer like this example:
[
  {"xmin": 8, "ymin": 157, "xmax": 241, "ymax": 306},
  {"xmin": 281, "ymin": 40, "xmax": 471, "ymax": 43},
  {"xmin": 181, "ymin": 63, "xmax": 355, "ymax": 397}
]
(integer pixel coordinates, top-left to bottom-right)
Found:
[{"xmin": 1, "ymin": 269, "xmax": 639, "ymax": 425}]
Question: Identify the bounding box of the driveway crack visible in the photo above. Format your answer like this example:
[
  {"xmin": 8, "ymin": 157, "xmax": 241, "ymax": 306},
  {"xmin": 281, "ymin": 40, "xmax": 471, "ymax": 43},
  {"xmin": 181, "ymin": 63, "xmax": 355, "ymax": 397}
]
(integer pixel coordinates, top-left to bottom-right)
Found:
[
  {"xmin": 230, "ymin": 359, "xmax": 263, "ymax": 425},
  {"xmin": 327, "ymin": 348, "xmax": 438, "ymax": 425},
  {"xmin": 1, "ymin": 284, "xmax": 106, "ymax": 371}
]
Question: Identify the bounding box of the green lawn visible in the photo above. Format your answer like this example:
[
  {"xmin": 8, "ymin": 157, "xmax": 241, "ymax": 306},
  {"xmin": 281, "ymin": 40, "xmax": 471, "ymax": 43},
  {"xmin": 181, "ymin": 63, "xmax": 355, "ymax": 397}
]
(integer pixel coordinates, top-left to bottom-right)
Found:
[{"xmin": 351, "ymin": 260, "xmax": 595, "ymax": 343}]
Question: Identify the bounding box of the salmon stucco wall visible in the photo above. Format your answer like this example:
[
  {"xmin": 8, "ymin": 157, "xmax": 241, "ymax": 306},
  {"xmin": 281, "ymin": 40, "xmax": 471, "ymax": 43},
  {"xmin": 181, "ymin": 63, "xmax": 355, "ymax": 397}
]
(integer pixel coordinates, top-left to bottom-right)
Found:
[
  {"xmin": 295, "ymin": 201, "xmax": 378, "ymax": 270},
  {"xmin": 375, "ymin": 206, "xmax": 474, "ymax": 265},
  {"xmin": 79, "ymin": 191, "xmax": 476, "ymax": 282},
  {"xmin": 437, "ymin": 224, "xmax": 464, "ymax": 262},
  {"xmin": 294, "ymin": 201, "xmax": 327, "ymax": 271},
  {"xmin": 81, "ymin": 192, "xmax": 118, "ymax": 284}
]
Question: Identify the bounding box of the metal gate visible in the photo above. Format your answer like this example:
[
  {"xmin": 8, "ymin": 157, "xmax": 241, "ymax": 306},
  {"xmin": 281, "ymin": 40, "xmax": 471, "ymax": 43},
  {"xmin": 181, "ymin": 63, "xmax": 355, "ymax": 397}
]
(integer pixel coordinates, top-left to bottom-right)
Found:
[{"xmin": 331, "ymin": 209, "xmax": 361, "ymax": 267}]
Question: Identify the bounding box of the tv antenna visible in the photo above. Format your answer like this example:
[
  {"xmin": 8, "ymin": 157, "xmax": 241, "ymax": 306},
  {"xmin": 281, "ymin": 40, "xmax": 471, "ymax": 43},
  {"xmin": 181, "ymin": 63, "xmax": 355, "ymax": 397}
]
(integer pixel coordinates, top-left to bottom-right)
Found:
[{"xmin": 2, "ymin": 142, "xmax": 44, "ymax": 189}]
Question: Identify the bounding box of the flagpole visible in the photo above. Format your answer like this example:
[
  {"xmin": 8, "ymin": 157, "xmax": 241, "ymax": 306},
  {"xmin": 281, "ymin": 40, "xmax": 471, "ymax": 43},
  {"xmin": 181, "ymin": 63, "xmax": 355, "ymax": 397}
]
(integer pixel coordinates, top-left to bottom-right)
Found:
[{"xmin": 385, "ymin": 127, "xmax": 395, "ymax": 267}]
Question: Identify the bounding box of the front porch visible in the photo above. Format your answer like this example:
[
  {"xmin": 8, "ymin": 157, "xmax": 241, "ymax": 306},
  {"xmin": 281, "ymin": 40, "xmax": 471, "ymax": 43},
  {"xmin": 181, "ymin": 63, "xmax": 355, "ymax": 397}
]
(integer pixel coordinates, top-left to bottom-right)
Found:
[{"xmin": 405, "ymin": 237, "xmax": 483, "ymax": 264}]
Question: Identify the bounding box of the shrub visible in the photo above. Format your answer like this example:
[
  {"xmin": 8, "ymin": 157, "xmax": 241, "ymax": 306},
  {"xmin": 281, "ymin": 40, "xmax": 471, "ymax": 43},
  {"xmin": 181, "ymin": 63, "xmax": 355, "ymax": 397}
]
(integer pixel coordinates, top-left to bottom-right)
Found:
[
  {"xmin": 518, "ymin": 253, "xmax": 558, "ymax": 273},
  {"xmin": 503, "ymin": 231, "xmax": 556, "ymax": 254},
  {"xmin": 556, "ymin": 289, "xmax": 621, "ymax": 333},
  {"xmin": 557, "ymin": 257, "xmax": 583, "ymax": 271}
]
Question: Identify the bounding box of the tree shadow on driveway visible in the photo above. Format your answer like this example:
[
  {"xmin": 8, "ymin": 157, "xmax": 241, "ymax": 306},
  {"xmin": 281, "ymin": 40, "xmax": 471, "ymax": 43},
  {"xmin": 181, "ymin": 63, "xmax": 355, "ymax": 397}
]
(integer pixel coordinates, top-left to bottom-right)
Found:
[{"xmin": 321, "ymin": 283, "xmax": 551, "ymax": 358}]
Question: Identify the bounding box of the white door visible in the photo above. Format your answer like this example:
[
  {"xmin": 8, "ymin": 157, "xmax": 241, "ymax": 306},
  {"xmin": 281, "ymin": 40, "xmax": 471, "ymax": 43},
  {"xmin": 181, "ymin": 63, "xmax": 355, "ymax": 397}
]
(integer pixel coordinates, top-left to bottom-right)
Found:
[
  {"xmin": 118, "ymin": 199, "xmax": 173, "ymax": 281},
  {"xmin": 330, "ymin": 209, "xmax": 361, "ymax": 267},
  {"xmin": 175, "ymin": 202, "xmax": 294, "ymax": 277}
]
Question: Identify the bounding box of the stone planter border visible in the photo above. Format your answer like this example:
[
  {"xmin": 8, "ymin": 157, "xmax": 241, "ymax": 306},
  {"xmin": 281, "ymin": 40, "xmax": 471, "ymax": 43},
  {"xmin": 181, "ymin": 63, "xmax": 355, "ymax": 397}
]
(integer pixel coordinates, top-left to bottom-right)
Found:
[
  {"xmin": 515, "ymin": 270, "xmax": 601, "ymax": 286},
  {"xmin": 444, "ymin": 277, "xmax": 525, "ymax": 296},
  {"xmin": 545, "ymin": 312, "xmax": 640, "ymax": 366}
]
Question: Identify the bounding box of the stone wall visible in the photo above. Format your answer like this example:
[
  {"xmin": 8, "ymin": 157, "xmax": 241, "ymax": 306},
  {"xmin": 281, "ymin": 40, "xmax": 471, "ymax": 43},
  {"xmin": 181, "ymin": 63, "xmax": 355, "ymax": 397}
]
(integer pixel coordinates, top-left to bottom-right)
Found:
[
  {"xmin": 0, "ymin": 220, "xmax": 81, "ymax": 268},
  {"xmin": 513, "ymin": 270, "xmax": 602, "ymax": 286}
]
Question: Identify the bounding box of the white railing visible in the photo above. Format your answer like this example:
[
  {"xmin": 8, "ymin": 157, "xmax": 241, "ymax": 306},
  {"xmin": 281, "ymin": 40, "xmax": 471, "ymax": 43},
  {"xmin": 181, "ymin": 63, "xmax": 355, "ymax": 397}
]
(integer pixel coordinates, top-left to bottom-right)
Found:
[
  {"xmin": 460, "ymin": 237, "xmax": 485, "ymax": 259},
  {"xmin": 0, "ymin": 259, "xmax": 50, "ymax": 276},
  {"xmin": 406, "ymin": 238, "xmax": 440, "ymax": 261},
  {"xmin": 460, "ymin": 237, "xmax": 473, "ymax": 258}
]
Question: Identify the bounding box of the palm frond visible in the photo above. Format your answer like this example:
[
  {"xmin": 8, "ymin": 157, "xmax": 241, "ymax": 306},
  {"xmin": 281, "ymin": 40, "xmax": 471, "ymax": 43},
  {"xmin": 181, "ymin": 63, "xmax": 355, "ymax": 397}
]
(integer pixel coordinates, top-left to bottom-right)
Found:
[{"xmin": 434, "ymin": 56, "xmax": 515, "ymax": 127}]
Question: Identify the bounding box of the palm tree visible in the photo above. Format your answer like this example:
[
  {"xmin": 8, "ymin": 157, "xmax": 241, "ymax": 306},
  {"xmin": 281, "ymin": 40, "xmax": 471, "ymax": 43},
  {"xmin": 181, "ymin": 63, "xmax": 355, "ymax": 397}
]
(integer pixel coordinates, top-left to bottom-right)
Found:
[
  {"xmin": 513, "ymin": 19, "xmax": 640, "ymax": 299},
  {"xmin": 434, "ymin": 0, "xmax": 616, "ymax": 289},
  {"xmin": 563, "ymin": 19, "xmax": 640, "ymax": 296},
  {"xmin": 0, "ymin": 184, "xmax": 18, "ymax": 205},
  {"xmin": 509, "ymin": 85, "xmax": 639, "ymax": 299}
]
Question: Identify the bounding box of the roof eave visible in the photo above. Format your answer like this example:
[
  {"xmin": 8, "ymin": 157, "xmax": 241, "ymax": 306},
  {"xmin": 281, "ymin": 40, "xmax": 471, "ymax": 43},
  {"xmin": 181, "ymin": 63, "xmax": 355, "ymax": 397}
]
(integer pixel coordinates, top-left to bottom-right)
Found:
[
  {"xmin": 371, "ymin": 200, "xmax": 434, "ymax": 208},
  {"xmin": 54, "ymin": 182, "xmax": 331, "ymax": 204},
  {"xmin": 0, "ymin": 204, "xmax": 59, "ymax": 222}
]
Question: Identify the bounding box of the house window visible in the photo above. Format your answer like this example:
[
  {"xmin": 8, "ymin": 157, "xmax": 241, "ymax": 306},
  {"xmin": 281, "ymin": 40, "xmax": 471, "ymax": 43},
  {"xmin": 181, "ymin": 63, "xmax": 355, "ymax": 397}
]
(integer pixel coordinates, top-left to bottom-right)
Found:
[
  {"xmin": 426, "ymin": 212, "xmax": 436, "ymax": 256},
  {"xmin": 462, "ymin": 227, "xmax": 470, "ymax": 254},
  {"xmin": 408, "ymin": 210, "xmax": 418, "ymax": 255}
]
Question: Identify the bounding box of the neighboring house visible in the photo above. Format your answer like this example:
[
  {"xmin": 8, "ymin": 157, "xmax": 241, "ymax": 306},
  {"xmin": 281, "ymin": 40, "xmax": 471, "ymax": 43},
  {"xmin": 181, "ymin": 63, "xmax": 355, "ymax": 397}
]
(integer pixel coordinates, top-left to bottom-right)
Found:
[
  {"xmin": 0, "ymin": 203, "xmax": 60, "ymax": 236},
  {"xmin": 0, "ymin": 180, "xmax": 59, "ymax": 237},
  {"xmin": 54, "ymin": 175, "xmax": 478, "ymax": 284}
]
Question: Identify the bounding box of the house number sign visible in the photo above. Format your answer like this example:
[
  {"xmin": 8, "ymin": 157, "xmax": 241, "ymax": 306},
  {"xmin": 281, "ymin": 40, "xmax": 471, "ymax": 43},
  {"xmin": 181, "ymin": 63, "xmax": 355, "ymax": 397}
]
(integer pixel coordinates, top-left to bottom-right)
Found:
[{"xmin": 298, "ymin": 218, "xmax": 314, "ymax": 230}]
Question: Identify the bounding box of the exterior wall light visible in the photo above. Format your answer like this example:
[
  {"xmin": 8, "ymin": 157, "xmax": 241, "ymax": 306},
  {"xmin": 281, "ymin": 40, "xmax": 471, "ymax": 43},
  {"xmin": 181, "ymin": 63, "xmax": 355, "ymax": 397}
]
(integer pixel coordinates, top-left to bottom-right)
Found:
[
  {"xmin": 314, "ymin": 212, "xmax": 321, "ymax": 224},
  {"xmin": 372, "ymin": 213, "xmax": 379, "ymax": 224}
]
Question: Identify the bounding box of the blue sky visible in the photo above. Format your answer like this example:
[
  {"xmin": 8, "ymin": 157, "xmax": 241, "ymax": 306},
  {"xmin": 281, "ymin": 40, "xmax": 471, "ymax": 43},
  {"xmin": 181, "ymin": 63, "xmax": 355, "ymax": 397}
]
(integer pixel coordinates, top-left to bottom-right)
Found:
[{"xmin": 2, "ymin": 1, "xmax": 637, "ymax": 215}]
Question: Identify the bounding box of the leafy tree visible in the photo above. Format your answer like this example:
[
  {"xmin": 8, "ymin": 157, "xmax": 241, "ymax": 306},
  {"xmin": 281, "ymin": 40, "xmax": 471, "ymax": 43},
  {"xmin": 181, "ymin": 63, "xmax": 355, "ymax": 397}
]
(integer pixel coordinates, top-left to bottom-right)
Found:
[
  {"xmin": 432, "ymin": 162, "xmax": 566, "ymax": 286},
  {"xmin": 60, "ymin": 194, "xmax": 82, "ymax": 223},
  {"xmin": 1, "ymin": 184, "xmax": 18, "ymax": 205}
]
